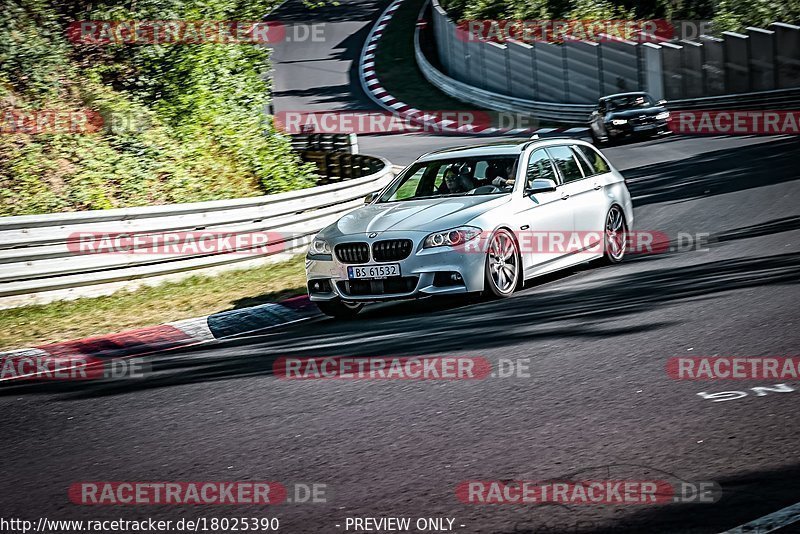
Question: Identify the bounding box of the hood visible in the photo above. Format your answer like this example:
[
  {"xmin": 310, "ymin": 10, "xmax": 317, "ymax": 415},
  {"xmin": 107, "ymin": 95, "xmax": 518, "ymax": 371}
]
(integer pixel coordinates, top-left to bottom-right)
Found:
[
  {"xmin": 607, "ymin": 106, "xmax": 666, "ymax": 120},
  {"xmin": 321, "ymin": 195, "xmax": 511, "ymax": 238}
]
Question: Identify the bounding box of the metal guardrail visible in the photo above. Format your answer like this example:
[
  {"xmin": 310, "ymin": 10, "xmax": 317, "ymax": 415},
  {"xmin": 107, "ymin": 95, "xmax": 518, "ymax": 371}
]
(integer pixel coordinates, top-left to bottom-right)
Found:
[
  {"xmin": 414, "ymin": 9, "xmax": 593, "ymax": 124},
  {"xmin": 290, "ymin": 133, "xmax": 359, "ymax": 153},
  {"xmin": 0, "ymin": 157, "xmax": 398, "ymax": 309},
  {"xmin": 667, "ymin": 87, "xmax": 800, "ymax": 111},
  {"xmin": 301, "ymin": 152, "xmax": 383, "ymax": 185},
  {"xmin": 416, "ymin": 1, "xmax": 800, "ymax": 124}
]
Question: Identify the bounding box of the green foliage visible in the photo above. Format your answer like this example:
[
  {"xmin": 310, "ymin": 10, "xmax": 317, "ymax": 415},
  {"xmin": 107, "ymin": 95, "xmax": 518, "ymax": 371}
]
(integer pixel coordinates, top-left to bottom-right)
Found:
[
  {"xmin": 0, "ymin": 0, "xmax": 317, "ymax": 216},
  {"xmin": 441, "ymin": 0, "xmax": 799, "ymax": 30}
]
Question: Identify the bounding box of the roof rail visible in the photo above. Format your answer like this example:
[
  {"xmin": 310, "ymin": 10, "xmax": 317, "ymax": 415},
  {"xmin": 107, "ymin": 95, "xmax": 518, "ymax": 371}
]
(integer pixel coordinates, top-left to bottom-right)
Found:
[{"xmin": 521, "ymin": 136, "xmax": 578, "ymax": 150}]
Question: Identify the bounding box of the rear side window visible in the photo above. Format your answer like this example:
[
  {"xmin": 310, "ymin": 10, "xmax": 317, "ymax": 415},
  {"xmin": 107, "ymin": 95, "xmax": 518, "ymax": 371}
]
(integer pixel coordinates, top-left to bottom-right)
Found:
[
  {"xmin": 545, "ymin": 145, "xmax": 584, "ymax": 183},
  {"xmin": 525, "ymin": 149, "xmax": 559, "ymax": 186},
  {"xmin": 575, "ymin": 145, "xmax": 611, "ymax": 176}
]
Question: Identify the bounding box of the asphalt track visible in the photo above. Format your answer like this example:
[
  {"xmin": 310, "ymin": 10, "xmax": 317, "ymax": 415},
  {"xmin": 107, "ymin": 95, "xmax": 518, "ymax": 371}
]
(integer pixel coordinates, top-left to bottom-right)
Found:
[{"xmin": 1, "ymin": 1, "xmax": 798, "ymax": 533}]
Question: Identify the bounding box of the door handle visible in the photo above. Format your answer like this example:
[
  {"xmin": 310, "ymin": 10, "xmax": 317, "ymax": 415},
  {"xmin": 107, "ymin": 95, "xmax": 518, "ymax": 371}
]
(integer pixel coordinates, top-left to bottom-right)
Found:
[
  {"xmin": 560, "ymin": 193, "xmax": 570, "ymax": 200},
  {"xmin": 593, "ymin": 183, "xmax": 602, "ymax": 190}
]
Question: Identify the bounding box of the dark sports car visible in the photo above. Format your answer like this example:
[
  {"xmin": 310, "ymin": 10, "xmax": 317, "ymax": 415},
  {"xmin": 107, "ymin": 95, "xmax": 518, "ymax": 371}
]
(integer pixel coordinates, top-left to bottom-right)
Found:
[{"xmin": 588, "ymin": 92, "xmax": 671, "ymax": 145}]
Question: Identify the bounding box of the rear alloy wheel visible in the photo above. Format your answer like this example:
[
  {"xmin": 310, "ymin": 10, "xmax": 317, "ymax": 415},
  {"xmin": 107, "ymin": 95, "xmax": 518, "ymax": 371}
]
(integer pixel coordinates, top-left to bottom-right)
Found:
[
  {"xmin": 603, "ymin": 205, "xmax": 628, "ymax": 263},
  {"xmin": 316, "ymin": 298, "xmax": 364, "ymax": 318},
  {"xmin": 484, "ymin": 229, "xmax": 520, "ymax": 298}
]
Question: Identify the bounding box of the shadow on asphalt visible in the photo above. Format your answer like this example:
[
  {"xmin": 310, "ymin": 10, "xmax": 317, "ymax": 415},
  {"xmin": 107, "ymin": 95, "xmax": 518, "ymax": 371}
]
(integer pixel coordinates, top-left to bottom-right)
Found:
[
  {"xmin": 4, "ymin": 197, "xmax": 799, "ymax": 534},
  {"xmin": 5, "ymin": 243, "xmax": 799, "ymax": 399},
  {"xmin": 490, "ymin": 463, "xmax": 800, "ymax": 533},
  {"xmin": 624, "ymin": 137, "xmax": 800, "ymax": 206}
]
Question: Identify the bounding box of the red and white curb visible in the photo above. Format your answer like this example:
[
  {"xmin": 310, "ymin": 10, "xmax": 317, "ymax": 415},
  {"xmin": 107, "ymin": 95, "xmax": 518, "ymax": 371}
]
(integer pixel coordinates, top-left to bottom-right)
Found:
[
  {"xmin": 0, "ymin": 295, "xmax": 319, "ymax": 381},
  {"xmin": 358, "ymin": 0, "xmax": 588, "ymax": 137}
]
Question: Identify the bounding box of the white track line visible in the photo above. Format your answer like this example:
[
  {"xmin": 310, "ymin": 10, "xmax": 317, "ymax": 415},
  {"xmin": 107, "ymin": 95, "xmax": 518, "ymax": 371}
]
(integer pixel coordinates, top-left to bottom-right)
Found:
[{"xmin": 719, "ymin": 501, "xmax": 800, "ymax": 534}]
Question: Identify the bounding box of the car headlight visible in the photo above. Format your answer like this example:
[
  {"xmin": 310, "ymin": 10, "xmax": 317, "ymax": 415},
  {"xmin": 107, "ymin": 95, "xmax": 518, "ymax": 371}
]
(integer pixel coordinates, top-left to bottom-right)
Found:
[
  {"xmin": 656, "ymin": 111, "xmax": 670, "ymax": 120},
  {"xmin": 611, "ymin": 119, "xmax": 628, "ymax": 126},
  {"xmin": 423, "ymin": 226, "xmax": 482, "ymax": 248},
  {"xmin": 309, "ymin": 239, "xmax": 331, "ymax": 255}
]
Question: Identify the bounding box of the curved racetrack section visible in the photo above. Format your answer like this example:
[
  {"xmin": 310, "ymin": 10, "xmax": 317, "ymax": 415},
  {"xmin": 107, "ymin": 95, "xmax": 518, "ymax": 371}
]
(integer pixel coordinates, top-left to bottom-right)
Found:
[{"xmin": 1, "ymin": 1, "xmax": 798, "ymax": 532}]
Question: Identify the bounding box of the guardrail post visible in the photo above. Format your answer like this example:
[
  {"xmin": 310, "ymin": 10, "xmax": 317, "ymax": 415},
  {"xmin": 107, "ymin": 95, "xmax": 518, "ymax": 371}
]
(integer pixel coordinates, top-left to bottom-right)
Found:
[
  {"xmin": 746, "ymin": 27, "xmax": 776, "ymax": 91},
  {"xmin": 771, "ymin": 22, "xmax": 800, "ymax": 89},
  {"xmin": 507, "ymin": 40, "xmax": 536, "ymax": 100},
  {"xmin": 680, "ymin": 40, "xmax": 704, "ymax": 98},
  {"xmin": 723, "ymin": 31, "xmax": 751, "ymax": 93},
  {"xmin": 564, "ymin": 39, "xmax": 601, "ymax": 103},
  {"xmin": 641, "ymin": 43, "xmax": 664, "ymax": 101},
  {"xmin": 599, "ymin": 36, "xmax": 641, "ymax": 96},
  {"xmin": 534, "ymin": 42, "xmax": 568, "ymax": 102},
  {"xmin": 660, "ymin": 42, "xmax": 684, "ymax": 99},
  {"xmin": 483, "ymin": 41, "xmax": 511, "ymax": 95},
  {"xmin": 699, "ymin": 35, "xmax": 725, "ymax": 95}
]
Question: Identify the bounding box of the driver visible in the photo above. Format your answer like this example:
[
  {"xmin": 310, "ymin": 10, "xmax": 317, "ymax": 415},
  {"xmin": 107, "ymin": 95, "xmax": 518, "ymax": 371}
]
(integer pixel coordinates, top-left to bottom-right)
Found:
[
  {"xmin": 490, "ymin": 162, "xmax": 515, "ymax": 189},
  {"xmin": 440, "ymin": 164, "xmax": 475, "ymax": 193}
]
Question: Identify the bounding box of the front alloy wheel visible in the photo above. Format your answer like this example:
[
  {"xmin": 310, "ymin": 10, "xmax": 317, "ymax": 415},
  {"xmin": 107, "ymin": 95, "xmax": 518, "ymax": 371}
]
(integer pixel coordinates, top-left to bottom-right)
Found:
[
  {"xmin": 484, "ymin": 229, "xmax": 519, "ymax": 297},
  {"xmin": 316, "ymin": 298, "xmax": 364, "ymax": 318},
  {"xmin": 603, "ymin": 205, "xmax": 628, "ymax": 263},
  {"xmin": 590, "ymin": 126, "xmax": 604, "ymax": 146}
]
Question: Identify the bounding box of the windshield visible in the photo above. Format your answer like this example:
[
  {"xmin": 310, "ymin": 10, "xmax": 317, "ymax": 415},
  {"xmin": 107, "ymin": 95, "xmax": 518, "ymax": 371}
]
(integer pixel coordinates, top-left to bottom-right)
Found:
[
  {"xmin": 607, "ymin": 94, "xmax": 655, "ymax": 111},
  {"xmin": 378, "ymin": 156, "xmax": 519, "ymax": 203}
]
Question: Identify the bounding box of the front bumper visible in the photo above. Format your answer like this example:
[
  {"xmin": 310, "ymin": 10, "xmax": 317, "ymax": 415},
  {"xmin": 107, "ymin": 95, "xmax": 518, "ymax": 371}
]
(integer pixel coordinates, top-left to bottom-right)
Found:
[
  {"xmin": 608, "ymin": 120, "xmax": 670, "ymax": 139},
  {"xmin": 305, "ymin": 232, "xmax": 487, "ymax": 302}
]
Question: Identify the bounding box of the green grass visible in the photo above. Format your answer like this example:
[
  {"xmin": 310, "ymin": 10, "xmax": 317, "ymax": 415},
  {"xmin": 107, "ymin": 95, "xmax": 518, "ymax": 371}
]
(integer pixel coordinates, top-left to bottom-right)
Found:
[{"xmin": 0, "ymin": 256, "xmax": 308, "ymax": 351}]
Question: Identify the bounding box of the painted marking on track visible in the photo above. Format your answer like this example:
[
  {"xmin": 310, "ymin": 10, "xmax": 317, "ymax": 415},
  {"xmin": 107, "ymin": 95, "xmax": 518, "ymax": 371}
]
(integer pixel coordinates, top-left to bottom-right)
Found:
[
  {"xmin": 697, "ymin": 383, "xmax": 796, "ymax": 402},
  {"xmin": 718, "ymin": 501, "xmax": 800, "ymax": 533}
]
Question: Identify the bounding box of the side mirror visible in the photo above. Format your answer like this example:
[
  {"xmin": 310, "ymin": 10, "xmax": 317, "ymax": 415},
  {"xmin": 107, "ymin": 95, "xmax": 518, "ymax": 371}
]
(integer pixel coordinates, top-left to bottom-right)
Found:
[
  {"xmin": 364, "ymin": 191, "xmax": 379, "ymax": 204},
  {"xmin": 525, "ymin": 178, "xmax": 557, "ymax": 195}
]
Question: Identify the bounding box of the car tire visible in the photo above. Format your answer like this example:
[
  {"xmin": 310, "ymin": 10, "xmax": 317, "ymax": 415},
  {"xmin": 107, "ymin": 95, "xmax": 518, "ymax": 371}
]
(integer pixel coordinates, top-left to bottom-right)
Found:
[
  {"xmin": 316, "ymin": 298, "xmax": 364, "ymax": 318},
  {"xmin": 600, "ymin": 205, "xmax": 628, "ymax": 264},
  {"xmin": 483, "ymin": 229, "xmax": 520, "ymax": 298},
  {"xmin": 590, "ymin": 128, "xmax": 603, "ymax": 146}
]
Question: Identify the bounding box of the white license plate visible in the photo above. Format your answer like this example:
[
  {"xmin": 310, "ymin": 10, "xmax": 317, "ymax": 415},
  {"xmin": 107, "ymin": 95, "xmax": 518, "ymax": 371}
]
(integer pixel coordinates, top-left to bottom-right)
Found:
[{"xmin": 348, "ymin": 263, "xmax": 401, "ymax": 280}]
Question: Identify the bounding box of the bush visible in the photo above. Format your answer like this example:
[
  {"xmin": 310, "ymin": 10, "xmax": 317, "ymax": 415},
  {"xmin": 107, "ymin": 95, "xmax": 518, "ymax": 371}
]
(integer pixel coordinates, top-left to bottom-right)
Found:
[
  {"xmin": 0, "ymin": 0, "xmax": 317, "ymax": 216},
  {"xmin": 439, "ymin": 0, "xmax": 799, "ymax": 31}
]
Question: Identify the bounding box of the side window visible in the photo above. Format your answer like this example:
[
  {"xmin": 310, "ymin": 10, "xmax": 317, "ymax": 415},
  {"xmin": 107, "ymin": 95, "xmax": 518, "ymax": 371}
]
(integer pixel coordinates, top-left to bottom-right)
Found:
[
  {"xmin": 575, "ymin": 145, "xmax": 611, "ymax": 176},
  {"xmin": 525, "ymin": 149, "xmax": 558, "ymax": 188},
  {"xmin": 432, "ymin": 165, "xmax": 448, "ymax": 190},
  {"xmin": 546, "ymin": 145, "xmax": 584, "ymax": 183},
  {"xmin": 570, "ymin": 147, "xmax": 593, "ymax": 177}
]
